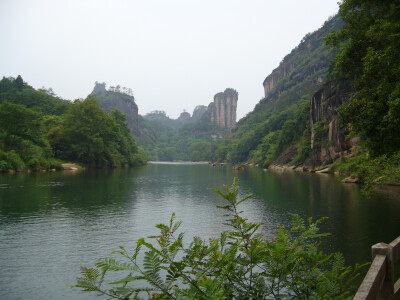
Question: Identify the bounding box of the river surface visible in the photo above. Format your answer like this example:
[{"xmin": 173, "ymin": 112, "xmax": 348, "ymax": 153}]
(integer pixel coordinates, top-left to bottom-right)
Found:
[{"xmin": 0, "ymin": 162, "xmax": 400, "ymax": 299}]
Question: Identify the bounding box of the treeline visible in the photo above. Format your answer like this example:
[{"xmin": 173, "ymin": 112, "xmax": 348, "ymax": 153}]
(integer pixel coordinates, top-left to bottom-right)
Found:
[
  {"xmin": 0, "ymin": 76, "xmax": 146, "ymax": 172},
  {"xmin": 138, "ymin": 110, "xmax": 222, "ymax": 161}
]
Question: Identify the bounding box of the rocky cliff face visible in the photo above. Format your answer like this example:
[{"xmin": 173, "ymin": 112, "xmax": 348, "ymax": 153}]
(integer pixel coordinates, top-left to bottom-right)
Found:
[
  {"xmin": 91, "ymin": 82, "xmax": 139, "ymax": 135},
  {"xmin": 207, "ymin": 88, "xmax": 238, "ymax": 129},
  {"xmin": 310, "ymin": 80, "xmax": 356, "ymax": 167},
  {"xmin": 262, "ymin": 16, "xmax": 342, "ymax": 101}
]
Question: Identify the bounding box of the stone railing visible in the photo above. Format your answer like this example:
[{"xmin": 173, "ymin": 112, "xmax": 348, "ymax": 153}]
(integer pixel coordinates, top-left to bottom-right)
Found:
[{"xmin": 354, "ymin": 236, "xmax": 400, "ymax": 300}]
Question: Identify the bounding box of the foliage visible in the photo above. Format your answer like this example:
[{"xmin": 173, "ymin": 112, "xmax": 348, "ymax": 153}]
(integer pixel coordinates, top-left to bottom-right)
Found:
[
  {"xmin": 0, "ymin": 77, "xmax": 146, "ymax": 171},
  {"xmin": 325, "ymin": 0, "xmax": 400, "ymax": 155},
  {"xmin": 293, "ymin": 131, "xmax": 312, "ymax": 165},
  {"xmin": 74, "ymin": 178, "xmax": 365, "ymax": 299},
  {"xmin": 0, "ymin": 101, "xmax": 60, "ymax": 171},
  {"xmin": 219, "ymin": 97, "xmax": 311, "ymax": 167},
  {"xmin": 58, "ymin": 96, "xmax": 145, "ymax": 167},
  {"xmin": 329, "ymin": 151, "xmax": 400, "ymax": 191},
  {"xmin": 217, "ymin": 18, "xmax": 343, "ymax": 167},
  {"xmin": 188, "ymin": 141, "xmax": 212, "ymax": 162},
  {"xmin": 312, "ymin": 121, "xmax": 329, "ymax": 148},
  {"xmin": 0, "ymin": 101, "xmax": 45, "ymax": 148},
  {"xmin": 0, "ymin": 76, "xmax": 70, "ymax": 115},
  {"xmin": 139, "ymin": 111, "xmax": 221, "ymax": 162}
]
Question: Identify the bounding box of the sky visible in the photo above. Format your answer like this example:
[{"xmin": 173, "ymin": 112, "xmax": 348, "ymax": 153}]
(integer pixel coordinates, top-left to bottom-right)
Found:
[{"xmin": 0, "ymin": 0, "xmax": 339, "ymax": 120}]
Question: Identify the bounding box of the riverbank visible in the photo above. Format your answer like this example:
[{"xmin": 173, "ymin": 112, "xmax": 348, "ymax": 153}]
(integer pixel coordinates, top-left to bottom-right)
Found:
[{"xmin": 268, "ymin": 154, "xmax": 400, "ymax": 187}]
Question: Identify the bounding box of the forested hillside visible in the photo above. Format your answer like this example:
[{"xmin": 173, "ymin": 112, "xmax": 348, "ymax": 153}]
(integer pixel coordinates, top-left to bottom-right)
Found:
[
  {"xmin": 323, "ymin": 0, "xmax": 400, "ymax": 187},
  {"xmin": 0, "ymin": 76, "xmax": 146, "ymax": 172},
  {"xmin": 212, "ymin": 15, "xmax": 343, "ymax": 167},
  {"xmin": 215, "ymin": 0, "xmax": 400, "ymax": 188},
  {"xmin": 138, "ymin": 110, "xmax": 222, "ymax": 161}
]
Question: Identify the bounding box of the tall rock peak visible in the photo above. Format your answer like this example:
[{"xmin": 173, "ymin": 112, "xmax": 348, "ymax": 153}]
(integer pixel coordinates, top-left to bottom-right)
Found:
[{"xmin": 207, "ymin": 88, "xmax": 238, "ymax": 129}]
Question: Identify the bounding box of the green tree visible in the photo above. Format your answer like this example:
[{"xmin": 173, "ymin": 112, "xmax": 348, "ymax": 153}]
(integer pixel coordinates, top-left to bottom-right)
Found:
[
  {"xmin": 0, "ymin": 101, "xmax": 44, "ymax": 149},
  {"xmin": 188, "ymin": 141, "xmax": 212, "ymax": 161},
  {"xmin": 15, "ymin": 75, "xmax": 24, "ymax": 90},
  {"xmin": 325, "ymin": 0, "xmax": 400, "ymax": 155},
  {"xmin": 61, "ymin": 98, "xmax": 145, "ymax": 167}
]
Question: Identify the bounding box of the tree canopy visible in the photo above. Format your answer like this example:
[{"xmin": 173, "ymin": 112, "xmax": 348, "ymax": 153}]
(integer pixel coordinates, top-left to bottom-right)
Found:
[{"xmin": 325, "ymin": 0, "xmax": 400, "ymax": 155}]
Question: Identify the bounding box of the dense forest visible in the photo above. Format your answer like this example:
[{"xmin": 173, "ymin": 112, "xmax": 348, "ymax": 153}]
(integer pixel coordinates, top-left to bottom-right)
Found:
[
  {"xmin": 137, "ymin": 109, "xmax": 224, "ymax": 161},
  {"xmin": 0, "ymin": 76, "xmax": 146, "ymax": 172}
]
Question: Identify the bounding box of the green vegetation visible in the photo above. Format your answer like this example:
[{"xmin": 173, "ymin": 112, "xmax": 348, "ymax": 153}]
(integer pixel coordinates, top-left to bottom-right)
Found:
[
  {"xmin": 0, "ymin": 76, "xmax": 70, "ymax": 115},
  {"xmin": 325, "ymin": 0, "xmax": 400, "ymax": 156},
  {"xmin": 138, "ymin": 110, "xmax": 222, "ymax": 162},
  {"xmin": 74, "ymin": 178, "xmax": 365, "ymax": 299},
  {"xmin": 323, "ymin": 0, "xmax": 400, "ymax": 185},
  {"xmin": 0, "ymin": 76, "xmax": 146, "ymax": 172},
  {"xmin": 330, "ymin": 151, "xmax": 400, "ymax": 190},
  {"xmin": 214, "ymin": 96, "xmax": 311, "ymax": 167},
  {"xmin": 208, "ymin": 16, "xmax": 342, "ymax": 167}
]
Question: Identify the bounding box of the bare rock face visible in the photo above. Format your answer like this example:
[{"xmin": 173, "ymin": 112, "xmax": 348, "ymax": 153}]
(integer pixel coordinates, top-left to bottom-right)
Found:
[
  {"xmin": 262, "ymin": 16, "xmax": 342, "ymax": 101},
  {"xmin": 207, "ymin": 88, "xmax": 238, "ymax": 129},
  {"xmin": 91, "ymin": 82, "xmax": 139, "ymax": 135},
  {"xmin": 310, "ymin": 80, "xmax": 356, "ymax": 167},
  {"xmin": 263, "ymin": 63, "xmax": 296, "ymax": 98}
]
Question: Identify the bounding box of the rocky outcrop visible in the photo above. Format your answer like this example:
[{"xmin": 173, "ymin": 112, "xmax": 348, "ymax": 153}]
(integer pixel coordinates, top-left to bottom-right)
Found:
[
  {"xmin": 91, "ymin": 82, "xmax": 139, "ymax": 135},
  {"xmin": 178, "ymin": 111, "xmax": 191, "ymax": 122},
  {"xmin": 310, "ymin": 80, "xmax": 356, "ymax": 167},
  {"xmin": 207, "ymin": 88, "xmax": 238, "ymax": 129},
  {"xmin": 177, "ymin": 106, "xmax": 208, "ymax": 124},
  {"xmin": 191, "ymin": 105, "xmax": 207, "ymax": 122},
  {"xmin": 262, "ymin": 16, "xmax": 342, "ymax": 100}
]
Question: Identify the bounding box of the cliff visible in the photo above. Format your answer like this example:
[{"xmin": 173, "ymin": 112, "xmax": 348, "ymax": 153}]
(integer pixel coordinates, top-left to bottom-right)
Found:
[
  {"xmin": 310, "ymin": 80, "xmax": 356, "ymax": 167},
  {"xmin": 206, "ymin": 88, "xmax": 238, "ymax": 129},
  {"xmin": 91, "ymin": 82, "xmax": 139, "ymax": 135},
  {"xmin": 262, "ymin": 16, "xmax": 342, "ymax": 101}
]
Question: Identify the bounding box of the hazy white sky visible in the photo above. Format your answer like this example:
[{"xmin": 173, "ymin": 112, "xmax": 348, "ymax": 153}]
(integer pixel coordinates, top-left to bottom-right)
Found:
[{"xmin": 0, "ymin": 0, "xmax": 339, "ymax": 119}]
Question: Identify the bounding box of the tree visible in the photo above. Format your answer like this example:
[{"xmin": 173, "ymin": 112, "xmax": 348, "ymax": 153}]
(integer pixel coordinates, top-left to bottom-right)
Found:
[
  {"xmin": 0, "ymin": 101, "xmax": 44, "ymax": 148},
  {"xmin": 63, "ymin": 96, "xmax": 118, "ymax": 165},
  {"xmin": 188, "ymin": 141, "xmax": 211, "ymax": 161},
  {"xmin": 325, "ymin": 0, "xmax": 400, "ymax": 155},
  {"xmin": 15, "ymin": 75, "xmax": 23, "ymax": 90},
  {"xmin": 74, "ymin": 178, "xmax": 365, "ymax": 299},
  {"xmin": 60, "ymin": 97, "xmax": 144, "ymax": 167}
]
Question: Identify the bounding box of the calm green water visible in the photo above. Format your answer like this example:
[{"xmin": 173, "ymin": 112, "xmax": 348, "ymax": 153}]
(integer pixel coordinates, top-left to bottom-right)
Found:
[{"xmin": 0, "ymin": 162, "xmax": 400, "ymax": 299}]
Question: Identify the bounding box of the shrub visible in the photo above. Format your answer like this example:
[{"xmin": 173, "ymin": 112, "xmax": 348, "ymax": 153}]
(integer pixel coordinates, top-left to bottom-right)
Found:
[
  {"xmin": 1, "ymin": 151, "xmax": 25, "ymax": 171},
  {"xmin": 73, "ymin": 178, "xmax": 365, "ymax": 299}
]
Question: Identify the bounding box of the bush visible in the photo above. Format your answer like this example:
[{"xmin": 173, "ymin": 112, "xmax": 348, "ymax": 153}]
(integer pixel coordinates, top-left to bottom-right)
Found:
[
  {"xmin": 0, "ymin": 151, "xmax": 25, "ymax": 171},
  {"xmin": 0, "ymin": 159, "xmax": 7, "ymax": 172},
  {"xmin": 73, "ymin": 178, "xmax": 365, "ymax": 299},
  {"xmin": 330, "ymin": 151, "xmax": 400, "ymax": 191}
]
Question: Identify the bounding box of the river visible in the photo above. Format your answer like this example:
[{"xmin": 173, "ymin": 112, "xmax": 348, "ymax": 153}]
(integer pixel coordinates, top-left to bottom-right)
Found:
[{"xmin": 0, "ymin": 162, "xmax": 399, "ymax": 299}]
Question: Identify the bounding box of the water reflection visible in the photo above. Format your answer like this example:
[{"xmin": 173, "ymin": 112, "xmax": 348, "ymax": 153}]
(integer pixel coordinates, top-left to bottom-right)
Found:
[{"xmin": 0, "ymin": 164, "xmax": 399, "ymax": 299}]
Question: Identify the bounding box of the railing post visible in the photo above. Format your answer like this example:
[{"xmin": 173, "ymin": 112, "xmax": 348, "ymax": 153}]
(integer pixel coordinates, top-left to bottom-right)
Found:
[{"xmin": 372, "ymin": 242, "xmax": 394, "ymax": 299}]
